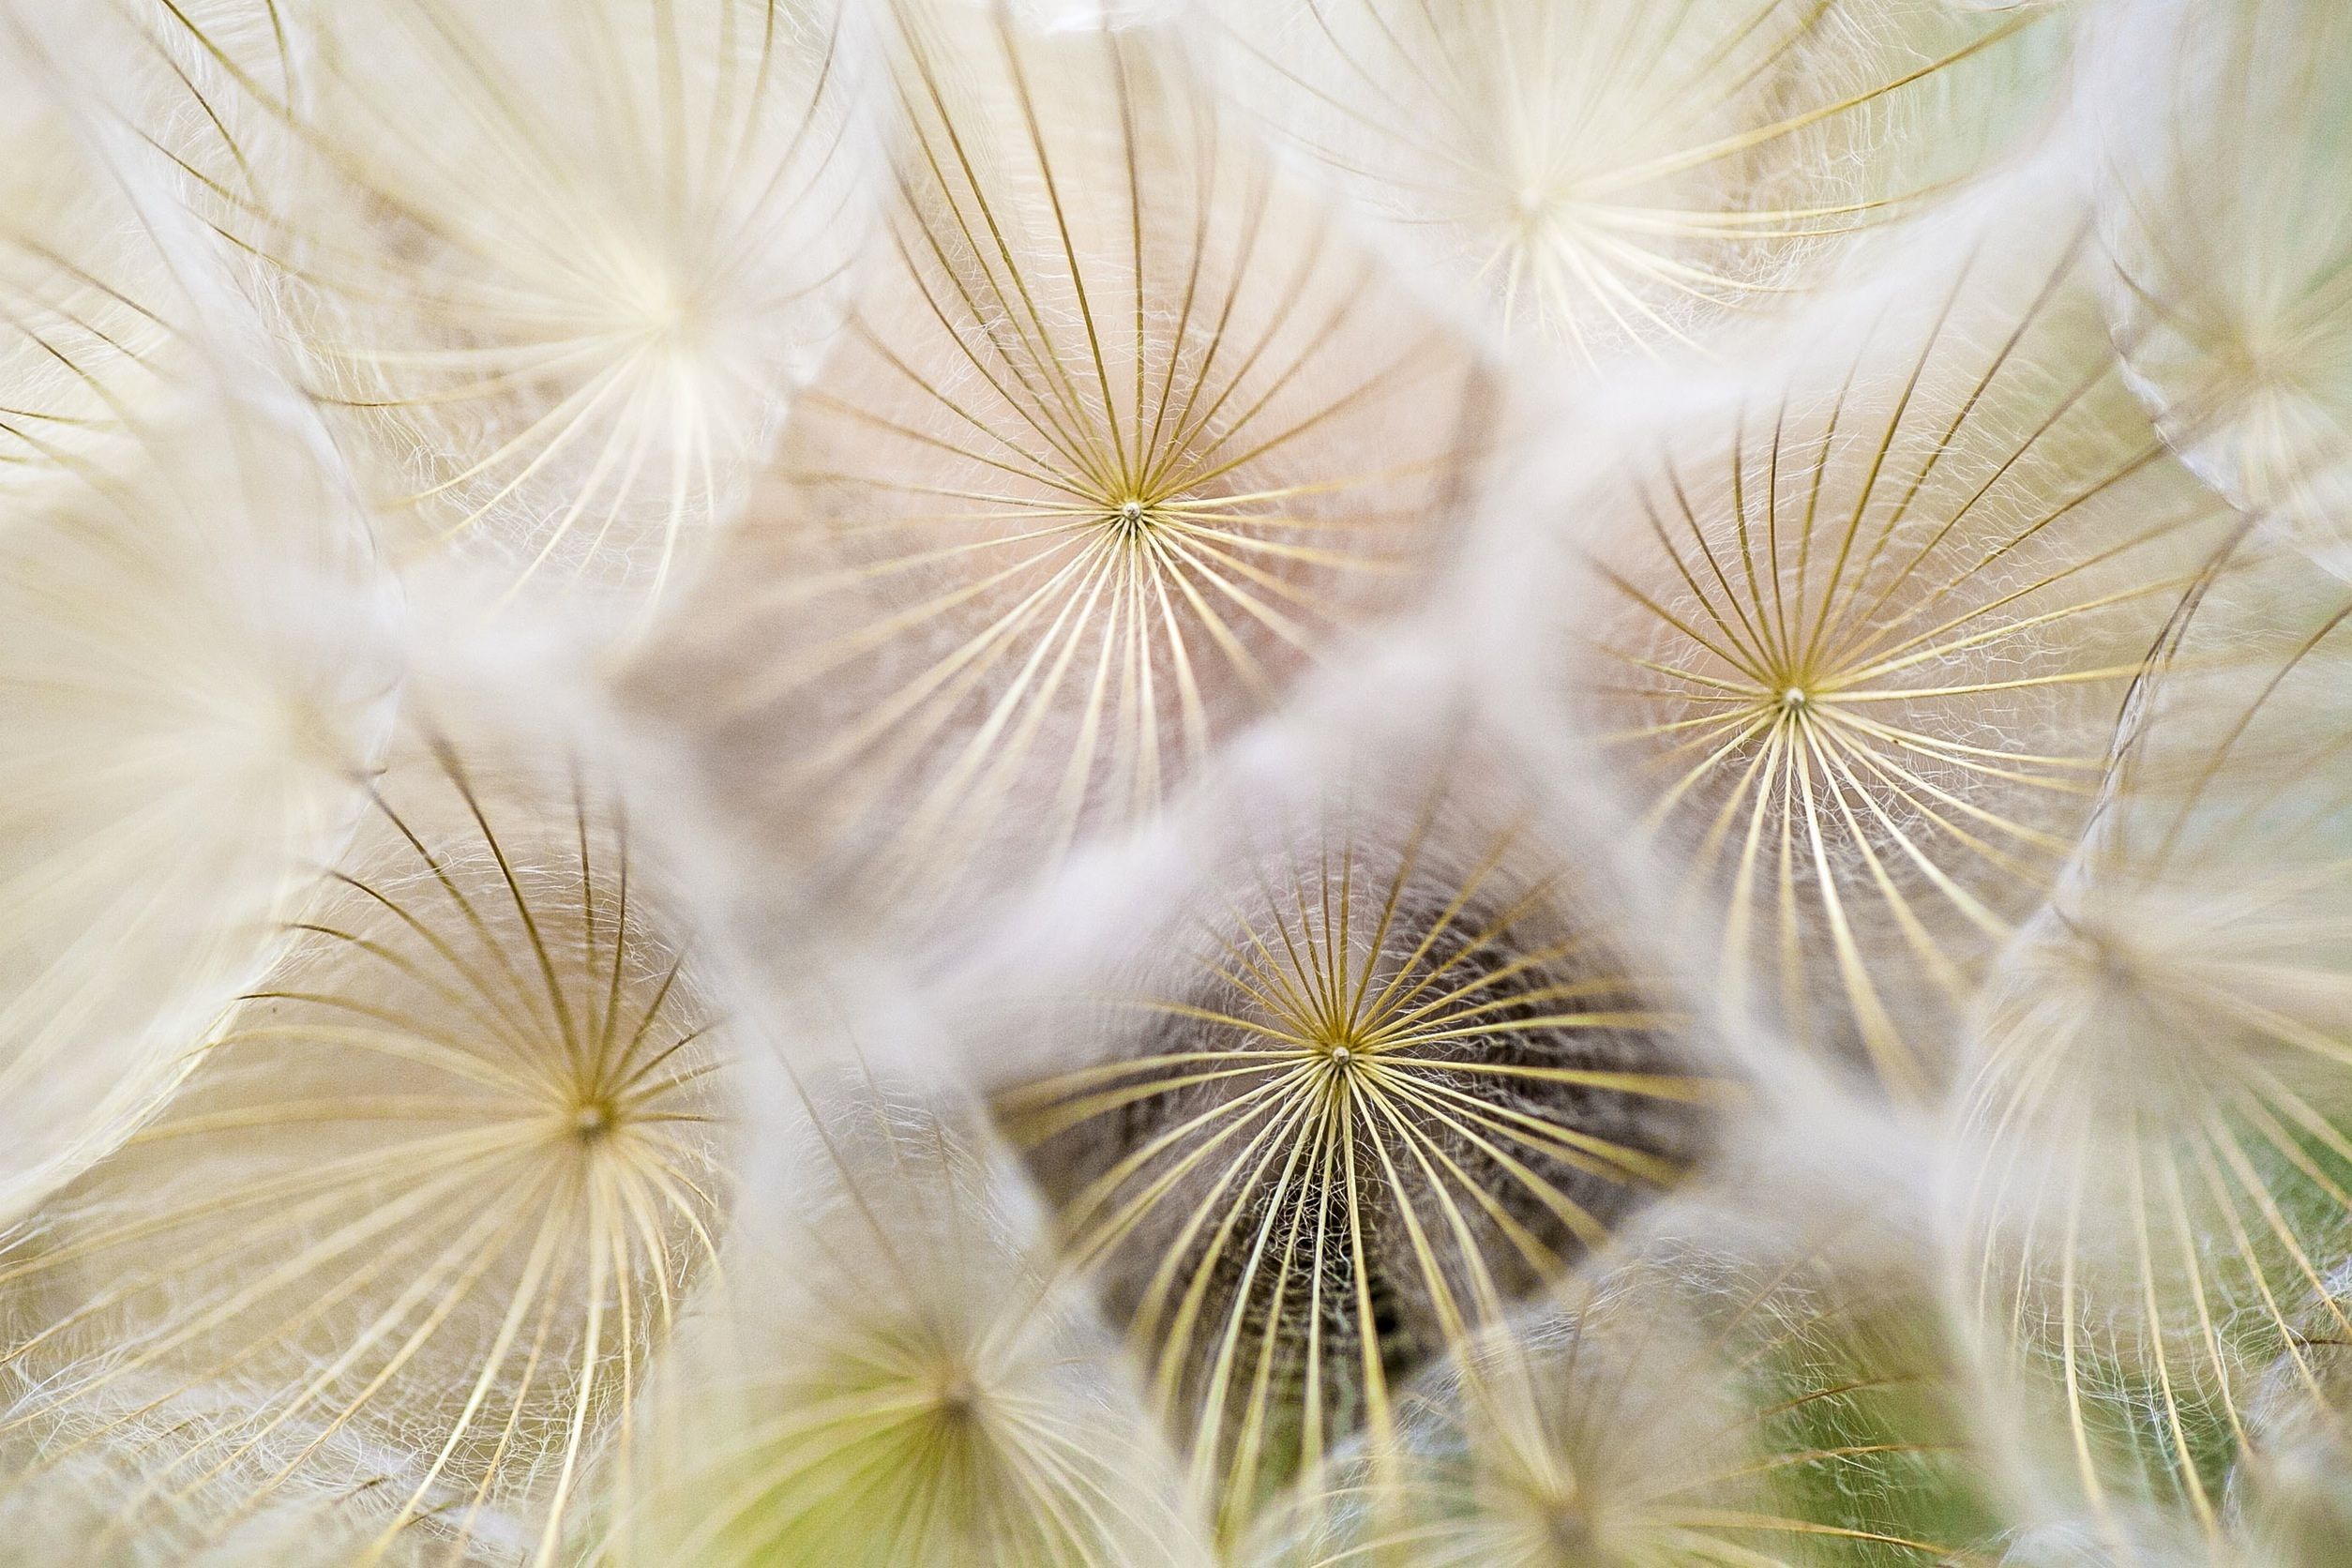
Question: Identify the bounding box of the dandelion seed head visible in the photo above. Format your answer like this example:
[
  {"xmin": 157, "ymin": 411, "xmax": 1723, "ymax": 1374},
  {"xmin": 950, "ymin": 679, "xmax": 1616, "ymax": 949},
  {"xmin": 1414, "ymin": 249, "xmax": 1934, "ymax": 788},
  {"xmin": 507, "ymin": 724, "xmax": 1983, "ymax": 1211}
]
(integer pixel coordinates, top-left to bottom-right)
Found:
[
  {"xmin": 2095, "ymin": 0, "xmax": 2352, "ymax": 578},
  {"xmin": 1212, "ymin": 0, "xmax": 2064, "ymax": 361},
  {"xmin": 1541, "ymin": 214, "xmax": 2237, "ymax": 1092},
  {"xmin": 105, "ymin": 0, "xmax": 875, "ymax": 626},
  {"xmin": 626, "ymin": 9, "xmax": 1492, "ymax": 925},
  {"xmin": 1253, "ymin": 1200, "xmax": 1995, "ymax": 1568},
  {"xmin": 0, "ymin": 720, "xmax": 734, "ymax": 1555},
  {"xmin": 0, "ymin": 23, "xmax": 403, "ymax": 1229},
  {"xmin": 615, "ymin": 1073, "xmax": 1207, "ymax": 1565},
  {"xmin": 1955, "ymin": 557, "xmax": 2352, "ymax": 1532},
  {"xmin": 1001, "ymin": 776, "xmax": 1712, "ymax": 1533}
]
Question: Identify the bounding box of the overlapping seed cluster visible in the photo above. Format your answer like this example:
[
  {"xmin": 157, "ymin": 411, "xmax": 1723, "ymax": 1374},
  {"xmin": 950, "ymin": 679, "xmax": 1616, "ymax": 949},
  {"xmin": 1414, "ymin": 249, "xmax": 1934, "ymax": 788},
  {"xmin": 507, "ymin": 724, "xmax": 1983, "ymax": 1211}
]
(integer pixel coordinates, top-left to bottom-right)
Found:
[{"xmin": 1, "ymin": 1, "xmax": 2348, "ymax": 1564}]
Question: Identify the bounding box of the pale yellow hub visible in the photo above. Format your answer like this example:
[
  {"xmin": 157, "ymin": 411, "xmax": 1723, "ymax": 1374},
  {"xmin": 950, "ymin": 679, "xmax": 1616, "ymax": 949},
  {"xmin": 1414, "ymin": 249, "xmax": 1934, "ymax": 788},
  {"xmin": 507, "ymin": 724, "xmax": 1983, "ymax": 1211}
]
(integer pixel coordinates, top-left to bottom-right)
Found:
[
  {"xmin": 1107, "ymin": 496, "xmax": 1159, "ymax": 544},
  {"xmin": 936, "ymin": 1371, "xmax": 978, "ymax": 1415}
]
